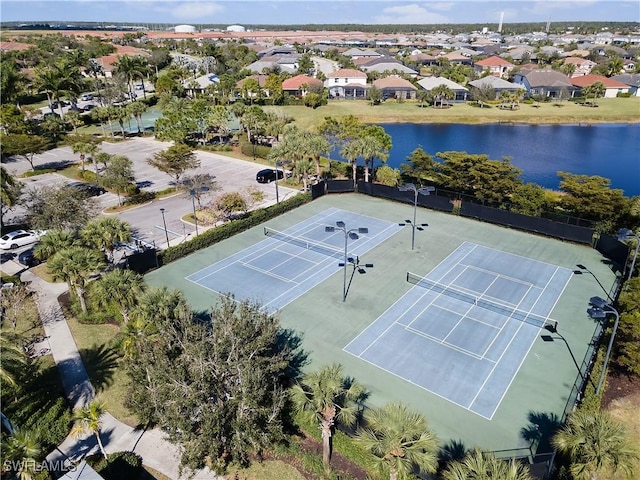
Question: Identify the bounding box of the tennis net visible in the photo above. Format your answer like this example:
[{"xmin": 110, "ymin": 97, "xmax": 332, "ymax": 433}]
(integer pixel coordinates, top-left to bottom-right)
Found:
[
  {"xmin": 406, "ymin": 272, "xmax": 555, "ymax": 329},
  {"xmin": 264, "ymin": 227, "xmax": 342, "ymax": 258}
]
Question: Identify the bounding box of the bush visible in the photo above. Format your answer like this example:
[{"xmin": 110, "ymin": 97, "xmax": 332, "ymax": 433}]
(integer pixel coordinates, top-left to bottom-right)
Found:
[
  {"xmin": 160, "ymin": 193, "xmax": 312, "ymax": 264},
  {"xmin": 617, "ymin": 92, "xmax": 632, "ymax": 98},
  {"xmin": 90, "ymin": 451, "xmax": 143, "ymax": 480},
  {"xmin": 124, "ymin": 190, "xmax": 156, "ymax": 205},
  {"xmin": 125, "ymin": 183, "xmax": 140, "ymax": 196},
  {"xmin": 240, "ymin": 141, "xmax": 272, "ymax": 159},
  {"xmin": 78, "ymin": 170, "xmax": 99, "ymax": 183},
  {"xmin": 22, "ymin": 169, "xmax": 56, "ymax": 177}
]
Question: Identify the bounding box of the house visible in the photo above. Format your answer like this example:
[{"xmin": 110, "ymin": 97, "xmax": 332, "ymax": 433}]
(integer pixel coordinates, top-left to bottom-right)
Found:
[
  {"xmin": 473, "ymin": 56, "xmax": 514, "ymax": 79},
  {"xmin": 245, "ymin": 55, "xmax": 299, "ymax": 74},
  {"xmin": 612, "ymin": 73, "xmax": 640, "ymax": 96},
  {"xmin": 342, "ymin": 48, "xmax": 383, "ymax": 60},
  {"xmin": 417, "ymin": 76, "xmax": 469, "ymax": 101},
  {"xmin": 183, "ymin": 74, "xmax": 219, "ymax": 96},
  {"xmin": 562, "ymin": 57, "xmax": 596, "ymax": 77},
  {"xmin": 440, "ymin": 52, "xmax": 473, "ymax": 65},
  {"xmin": 236, "ymin": 74, "xmax": 269, "ymax": 99},
  {"xmin": 407, "ymin": 52, "xmax": 439, "ymax": 67},
  {"xmin": 468, "ymin": 76, "xmax": 522, "ymax": 99},
  {"xmin": 361, "ymin": 62, "xmax": 419, "ymax": 77},
  {"xmin": 59, "ymin": 461, "xmax": 104, "ymax": 480},
  {"xmin": 326, "ymin": 69, "xmax": 368, "ymax": 99},
  {"xmin": 373, "ymin": 76, "xmax": 417, "ymax": 100},
  {"xmin": 570, "ymin": 74, "xmax": 630, "ymax": 98},
  {"xmin": 512, "ymin": 69, "xmax": 578, "ymax": 98},
  {"xmin": 281, "ymin": 74, "xmax": 323, "ymax": 97}
]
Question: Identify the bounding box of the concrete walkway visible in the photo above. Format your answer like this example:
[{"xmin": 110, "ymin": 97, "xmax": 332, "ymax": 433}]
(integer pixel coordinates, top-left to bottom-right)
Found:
[{"xmin": 21, "ymin": 271, "xmax": 218, "ymax": 479}]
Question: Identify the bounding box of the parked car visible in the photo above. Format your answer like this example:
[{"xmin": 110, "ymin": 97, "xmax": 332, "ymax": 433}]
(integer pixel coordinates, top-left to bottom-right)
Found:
[
  {"xmin": 18, "ymin": 247, "xmax": 41, "ymax": 267},
  {"xmin": 50, "ymin": 100, "xmax": 70, "ymax": 109},
  {"xmin": 66, "ymin": 181, "xmax": 106, "ymax": 197},
  {"xmin": 80, "ymin": 93, "xmax": 94, "ymax": 101},
  {"xmin": 0, "ymin": 230, "xmax": 44, "ymax": 250},
  {"xmin": 256, "ymin": 168, "xmax": 285, "ymax": 183}
]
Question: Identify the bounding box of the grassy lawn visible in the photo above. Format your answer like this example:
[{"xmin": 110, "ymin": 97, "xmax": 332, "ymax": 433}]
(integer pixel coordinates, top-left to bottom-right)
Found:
[
  {"xmin": 227, "ymin": 460, "xmax": 306, "ymax": 480},
  {"xmin": 265, "ymin": 97, "xmax": 640, "ymax": 130},
  {"xmin": 602, "ymin": 390, "xmax": 640, "ymax": 480},
  {"xmin": 64, "ymin": 312, "xmax": 138, "ymax": 425}
]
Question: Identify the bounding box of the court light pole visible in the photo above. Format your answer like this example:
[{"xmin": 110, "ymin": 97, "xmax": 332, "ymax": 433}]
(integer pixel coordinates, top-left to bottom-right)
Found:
[
  {"xmin": 159, "ymin": 208, "xmax": 170, "ymax": 247},
  {"xmin": 541, "ymin": 322, "xmax": 589, "ymax": 386},
  {"xmin": 586, "ymin": 296, "xmax": 620, "ymax": 396},
  {"xmin": 398, "ymin": 183, "xmax": 435, "ymax": 250},
  {"xmin": 573, "ymin": 264, "xmax": 615, "ymax": 303},
  {"xmin": 617, "ymin": 228, "xmax": 639, "ymax": 281},
  {"xmin": 189, "ymin": 193, "xmax": 199, "ymax": 236},
  {"xmin": 325, "ymin": 221, "xmax": 368, "ymax": 302},
  {"xmin": 274, "ymin": 160, "xmax": 281, "ymax": 205}
]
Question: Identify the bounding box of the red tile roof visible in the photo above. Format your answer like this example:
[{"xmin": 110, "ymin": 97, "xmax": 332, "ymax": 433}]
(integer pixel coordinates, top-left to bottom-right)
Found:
[
  {"xmin": 475, "ymin": 56, "xmax": 514, "ymax": 67},
  {"xmin": 373, "ymin": 76, "xmax": 416, "ymax": 89},
  {"xmin": 328, "ymin": 68, "xmax": 367, "ymax": 78},
  {"xmin": 282, "ymin": 74, "xmax": 322, "ymax": 90},
  {"xmin": 0, "ymin": 41, "xmax": 32, "ymax": 51},
  {"xmin": 570, "ymin": 74, "xmax": 629, "ymax": 88}
]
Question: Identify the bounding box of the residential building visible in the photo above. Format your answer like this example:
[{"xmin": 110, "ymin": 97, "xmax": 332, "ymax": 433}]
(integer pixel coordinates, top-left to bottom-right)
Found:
[
  {"xmin": 562, "ymin": 57, "xmax": 596, "ymax": 77},
  {"xmin": 612, "ymin": 73, "xmax": 640, "ymax": 96},
  {"xmin": 468, "ymin": 76, "xmax": 522, "ymax": 99},
  {"xmin": 512, "ymin": 69, "xmax": 578, "ymax": 98},
  {"xmin": 373, "ymin": 76, "xmax": 417, "ymax": 100},
  {"xmin": 570, "ymin": 74, "xmax": 630, "ymax": 98},
  {"xmin": 417, "ymin": 76, "xmax": 469, "ymax": 101},
  {"xmin": 326, "ymin": 69, "xmax": 368, "ymax": 99},
  {"xmin": 473, "ymin": 56, "xmax": 515, "ymax": 78},
  {"xmin": 281, "ymin": 74, "xmax": 323, "ymax": 97}
]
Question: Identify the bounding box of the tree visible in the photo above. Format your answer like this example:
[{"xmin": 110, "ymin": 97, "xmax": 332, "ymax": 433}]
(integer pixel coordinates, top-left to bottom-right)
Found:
[
  {"xmin": 0, "ymin": 283, "xmax": 30, "ymax": 330},
  {"xmin": 47, "ymin": 246, "xmax": 106, "ymax": 313},
  {"xmin": 0, "ymin": 332, "xmax": 27, "ymax": 387},
  {"xmin": 582, "ymin": 81, "xmax": 606, "ymax": 106},
  {"xmin": 0, "ymin": 166, "xmax": 23, "ymax": 230},
  {"xmin": 210, "ymin": 191, "xmax": 248, "ymax": 221},
  {"xmin": 90, "ymin": 269, "xmax": 145, "ymax": 323},
  {"xmin": 290, "ymin": 363, "xmax": 365, "ymax": 467},
  {"xmin": 124, "ymin": 294, "xmax": 299, "ymax": 473},
  {"xmin": 376, "ymin": 165, "xmax": 402, "ymax": 186},
  {"xmin": 101, "ymin": 154, "xmax": 135, "ymax": 205},
  {"xmin": 367, "ymin": 85, "xmax": 383, "ymax": 105},
  {"xmin": 294, "ymin": 158, "xmax": 315, "ymax": 191},
  {"xmin": 400, "ymin": 147, "xmax": 440, "ymax": 186},
  {"xmin": 552, "ymin": 410, "xmax": 638, "ymax": 480},
  {"xmin": 510, "ymin": 183, "xmax": 552, "ymax": 216},
  {"xmin": 356, "ymin": 402, "xmax": 439, "ymax": 480},
  {"xmin": 1, "ymin": 134, "xmax": 50, "ymax": 171},
  {"xmin": 303, "ymin": 130, "xmax": 331, "ymax": 178},
  {"xmin": 558, "ymin": 172, "xmax": 627, "ymax": 221},
  {"xmin": 471, "ymin": 84, "xmax": 495, "ymax": 107},
  {"xmin": 34, "ymin": 229, "xmax": 79, "ymax": 261},
  {"xmin": 442, "ymin": 449, "xmax": 533, "ymax": 480},
  {"xmin": 431, "ymin": 84, "xmax": 454, "ymax": 108},
  {"xmin": 81, "ymin": 217, "xmax": 132, "ymax": 264},
  {"xmin": 615, "ymin": 276, "xmax": 640, "ymax": 375},
  {"xmin": 147, "ymin": 143, "xmax": 200, "ymax": 185},
  {"xmin": 179, "ymin": 173, "xmax": 220, "ymax": 209},
  {"xmin": 127, "ymin": 100, "xmax": 148, "ymax": 133},
  {"xmin": 1, "ymin": 428, "xmax": 42, "ymax": 480},
  {"xmin": 71, "ymin": 401, "xmax": 108, "ymax": 460},
  {"xmin": 23, "ymin": 186, "xmax": 100, "ymax": 231},
  {"xmin": 72, "ymin": 140, "xmax": 99, "ymax": 174}
]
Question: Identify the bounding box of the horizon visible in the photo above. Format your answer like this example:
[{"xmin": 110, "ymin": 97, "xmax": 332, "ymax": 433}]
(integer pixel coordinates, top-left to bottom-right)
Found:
[{"xmin": 1, "ymin": 1, "xmax": 639, "ymax": 26}]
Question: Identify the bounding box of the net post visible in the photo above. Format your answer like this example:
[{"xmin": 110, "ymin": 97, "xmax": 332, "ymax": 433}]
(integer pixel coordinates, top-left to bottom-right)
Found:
[{"xmin": 264, "ymin": 226, "xmax": 268, "ymax": 236}]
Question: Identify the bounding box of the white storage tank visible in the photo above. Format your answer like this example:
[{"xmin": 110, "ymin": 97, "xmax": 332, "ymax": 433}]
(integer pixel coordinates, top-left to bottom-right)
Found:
[
  {"xmin": 174, "ymin": 24, "xmax": 196, "ymax": 33},
  {"xmin": 226, "ymin": 25, "xmax": 246, "ymax": 33}
]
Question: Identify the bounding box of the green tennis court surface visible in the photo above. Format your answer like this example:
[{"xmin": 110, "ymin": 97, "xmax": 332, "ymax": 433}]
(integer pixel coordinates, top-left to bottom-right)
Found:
[{"xmin": 146, "ymin": 194, "xmax": 614, "ymax": 452}]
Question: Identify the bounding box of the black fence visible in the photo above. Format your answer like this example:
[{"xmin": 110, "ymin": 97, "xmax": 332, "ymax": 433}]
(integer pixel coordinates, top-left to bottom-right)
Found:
[
  {"xmin": 594, "ymin": 233, "xmax": 629, "ymax": 275},
  {"xmin": 355, "ymin": 182, "xmax": 596, "ymax": 245},
  {"xmin": 326, "ymin": 179, "xmax": 355, "ymax": 194},
  {"xmin": 124, "ymin": 248, "xmax": 158, "ymax": 273}
]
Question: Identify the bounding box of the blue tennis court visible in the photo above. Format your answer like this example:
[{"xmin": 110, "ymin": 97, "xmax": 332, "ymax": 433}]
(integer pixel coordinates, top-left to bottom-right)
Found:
[
  {"xmin": 186, "ymin": 208, "xmax": 402, "ymax": 311},
  {"xmin": 344, "ymin": 241, "xmax": 574, "ymax": 419}
]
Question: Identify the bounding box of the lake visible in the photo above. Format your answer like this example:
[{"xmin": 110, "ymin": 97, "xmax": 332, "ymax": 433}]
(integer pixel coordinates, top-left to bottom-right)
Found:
[{"xmin": 367, "ymin": 123, "xmax": 640, "ymax": 197}]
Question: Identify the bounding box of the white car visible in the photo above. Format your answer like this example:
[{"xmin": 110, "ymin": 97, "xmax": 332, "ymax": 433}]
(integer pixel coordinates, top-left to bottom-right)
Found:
[{"xmin": 0, "ymin": 230, "xmax": 44, "ymax": 250}]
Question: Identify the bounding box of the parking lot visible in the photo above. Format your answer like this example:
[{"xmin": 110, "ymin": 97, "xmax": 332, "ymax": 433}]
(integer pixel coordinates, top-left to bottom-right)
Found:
[{"xmin": 3, "ymin": 137, "xmax": 298, "ymax": 250}]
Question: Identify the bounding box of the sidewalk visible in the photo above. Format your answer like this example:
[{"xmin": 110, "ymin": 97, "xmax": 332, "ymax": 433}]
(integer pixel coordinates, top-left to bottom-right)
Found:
[{"xmin": 21, "ymin": 271, "xmax": 218, "ymax": 480}]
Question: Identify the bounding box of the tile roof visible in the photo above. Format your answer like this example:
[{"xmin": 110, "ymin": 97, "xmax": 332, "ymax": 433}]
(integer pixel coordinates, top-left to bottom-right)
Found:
[
  {"xmin": 520, "ymin": 70, "xmax": 574, "ymax": 88},
  {"xmin": 328, "ymin": 68, "xmax": 367, "ymax": 78},
  {"xmin": 417, "ymin": 76, "xmax": 468, "ymax": 91},
  {"xmin": 475, "ymin": 55, "xmax": 514, "ymax": 67},
  {"xmin": 570, "ymin": 74, "xmax": 629, "ymax": 88},
  {"xmin": 282, "ymin": 74, "xmax": 322, "ymax": 90},
  {"xmin": 373, "ymin": 76, "xmax": 417, "ymax": 89}
]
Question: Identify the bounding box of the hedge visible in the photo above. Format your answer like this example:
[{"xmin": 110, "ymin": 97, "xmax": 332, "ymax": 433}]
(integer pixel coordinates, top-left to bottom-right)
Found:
[
  {"xmin": 159, "ymin": 192, "xmax": 312, "ymax": 264},
  {"xmin": 240, "ymin": 141, "xmax": 272, "ymax": 159}
]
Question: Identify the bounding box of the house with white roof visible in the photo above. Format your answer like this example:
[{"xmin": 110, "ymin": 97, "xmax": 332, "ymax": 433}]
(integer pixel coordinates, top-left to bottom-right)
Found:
[
  {"xmin": 417, "ymin": 76, "xmax": 468, "ymax": 101},
  {"xmin": 326, "ymin": 69, "xmax": 368, "ymax": 99}
]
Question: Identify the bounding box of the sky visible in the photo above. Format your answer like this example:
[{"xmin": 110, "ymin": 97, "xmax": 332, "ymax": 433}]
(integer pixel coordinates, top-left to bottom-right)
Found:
[{"xmin": 1, "ymin": 1, "xmax": 638, "ymax": 25}]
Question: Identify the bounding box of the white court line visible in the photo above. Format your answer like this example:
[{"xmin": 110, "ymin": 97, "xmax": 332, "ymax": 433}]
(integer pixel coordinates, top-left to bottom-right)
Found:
[
  {"xmin": 239, "ymin": 261, "xmax": 299, "ymax": 283},
  {"xmin": 459, "ymin": 263, "xmax": 541, "ymax": 288},
  {"xmin": 404, "ymin": 325, "xmax": 492, "ymax": 361}
]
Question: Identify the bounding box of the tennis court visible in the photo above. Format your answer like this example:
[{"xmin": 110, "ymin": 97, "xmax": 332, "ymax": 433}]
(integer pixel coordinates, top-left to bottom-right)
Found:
[
  {"xmin": 186, "ymin": 207, "xmax": 402, "ymax": 311},
  {"xmin": 345, "ymin": 241, "xmax": 573, "ymax": 419}
]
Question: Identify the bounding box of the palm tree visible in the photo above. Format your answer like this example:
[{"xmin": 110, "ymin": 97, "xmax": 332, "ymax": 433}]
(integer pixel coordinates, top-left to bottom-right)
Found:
[
  {"xmin": 0, "ymin": 166, "xmax": 22, "ymax": 229},
  {"xmin": 552, "ymin": 410, "xmax": 638, "ymax": 480},
  {"xmin": 47, "ymin": 246, "xmax": 106, "ymax": 313},
  {"xmin": 127, "ymin": 100, "xmax": 148, "ymax": 133},
  {"xmin": 294, "ymin": 158, "xmax": 315, "ymax": 191},
  {"xmin": 71, "ymin": 400, "xmax": 108, "ymax": 460},
  {"xmin": 1, "ymin": 429, "xmax": 42, "ymax": 480},
  {"xmin": 0, "ymin": 332, "xmax": 26, "ymax": 387},
  {"xmin": 81, "ymin": 217, "xmax": 132, "ymax": 264},
  {"xmin": 33, "ymin": 229, "xmax": 79, "ymax": 261},
  {"xmin": 303, "ymin": 130, "xmax": 330, "ymax": 177},
  {"xmin": 91, "ymin": 269, "xmax": 145, "ymax": 323},
  {"xmin": 443, "ymin": 449, "xmax": 533, "ymax": 480},
  {"xmin": 356, "ymin": 402, "xmax": 439, "ymax": 480},
  {"xmin": 72, "ymin": 140, "xmax": 98, "ymax": 173},
  {"xmin": 114, "ymin": 55, "xmax": 148, "ymax": 99},
  {"xmin": 290, "ymin": 363, "xmax": 365, "ymax": 466}
]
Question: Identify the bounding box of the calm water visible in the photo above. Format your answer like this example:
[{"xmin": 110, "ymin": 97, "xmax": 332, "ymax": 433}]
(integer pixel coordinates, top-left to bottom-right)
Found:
[{"xmin": 371, "ymin": 123, "xmax": 640, "ymax": 196}]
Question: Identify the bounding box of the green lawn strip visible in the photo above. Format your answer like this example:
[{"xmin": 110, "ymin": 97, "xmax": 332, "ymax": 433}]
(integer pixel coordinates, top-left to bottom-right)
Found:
[
  {"xmin": 64, "ymin": 313, "xmax": 138, "ymax": 425},
  {"xmin": 264, "ymin": 97, "xmax": 640, "ymax": 130}
]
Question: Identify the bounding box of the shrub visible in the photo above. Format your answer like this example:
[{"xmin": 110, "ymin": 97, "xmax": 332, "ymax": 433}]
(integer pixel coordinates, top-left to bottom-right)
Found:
[
  {"xmin": 240, "ymin": 141, "xmax": 272, "ymax": 159},
  {"xmin": 124, "ymin": 190, "xmax": 155, "ymax": 205},
  {"xmin": 617, "ymin": 92, "xmax": 632, "ymax": 98},
  {"xmin": 91, "ymin": 451, "xmax": 143, "ymax": 480},
  {"xmin": 160, "ymin": 193, "xmax": 312, "ymax": 264},
  {"xmin": 22, "ymin": 168, "xmax": 56, "ymax": 177},
  {"xmin": 77, "ymin": 170, "xmax": 99, "ymax": 183}
]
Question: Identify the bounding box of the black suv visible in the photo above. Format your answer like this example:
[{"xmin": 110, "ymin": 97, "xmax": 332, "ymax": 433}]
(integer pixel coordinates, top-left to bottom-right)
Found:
[
  {"xmin": 256, "ymin": 169, "xmax": 284, "ymax": 183},
  {"xmin": 66, "ymin": 182, "xmax": 106, "ymax": 196}
]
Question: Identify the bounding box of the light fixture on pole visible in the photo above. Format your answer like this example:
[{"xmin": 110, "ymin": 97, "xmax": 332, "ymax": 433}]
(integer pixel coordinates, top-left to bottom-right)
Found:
[
  {"xmin": 616, "ymin": 228, "xmax": 639, "ymax": 281},
  {"xmin": 398, "ymin": 183, "xmax": 435, "ymax": 250},
  {"xmin": 325, "ymin": 221, "xmax": 368, "ymax": 302},
  {"xmin": 159, "ymin": 208, "xmax": 170, "ymax": 247},
  {"xmin": 573, "ymin": 264, "xmax": 615, "ymax": 303},
  {"xmin": 586, "ymin": 296, "xmax": 620, "ymax": 396},
  {"xmin": 541, "ymin": 322, "xmax": 591, "ymax": 387}
]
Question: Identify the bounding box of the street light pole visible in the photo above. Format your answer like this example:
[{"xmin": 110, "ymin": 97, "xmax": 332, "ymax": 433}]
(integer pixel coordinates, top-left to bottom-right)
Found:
[
  {"xmin": 398, "ymin": 183, "xmax": 435, "ymax": 250},
  {"xmin": 587, "ymin": 296, "xmax": 620, "ymax": 396},
  {"xmin": 325, "ymin": 221, "xmax": 368, "ymax": 302},
  {"xmin": 191, "ymin": 195, "xmax": 199, "ymax": 236},
  {"xmin": 617, "ymin": 228, "xmax": 639, "ymax": 281},
  {"xmin": 159, "ymin": 208, "xmax": 170, "ymax": 247},
  {"xmin": 274, "ymin": 160, "xmax": 280, "ymax": 204}
]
